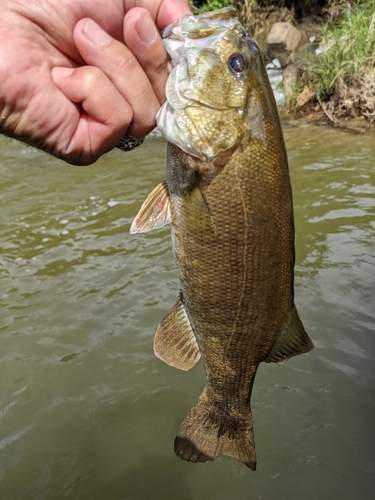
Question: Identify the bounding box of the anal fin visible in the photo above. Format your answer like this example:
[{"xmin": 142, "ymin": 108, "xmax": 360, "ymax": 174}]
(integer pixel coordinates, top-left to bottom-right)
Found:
[
  {"xmin": 264, "ymin": 305, "xmax": 314, "ymax": 364},
  {"xmin": 130, "ymin": 181, "xmax": 171, "ymax": 233},
  {"xmin": 154, "ymin": 297, "xmax": 201, "ymax": 371}
]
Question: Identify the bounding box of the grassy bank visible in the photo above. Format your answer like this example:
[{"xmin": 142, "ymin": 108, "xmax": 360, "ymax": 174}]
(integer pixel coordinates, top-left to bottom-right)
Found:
[
  {"xmin": 306, "ymin": 0, "xmax": 375, "ymax": 122},
  {"xmin": 194, "ymin": 1, "xmax": 375, "ymax": 125},
  {"xmin": 311, "ymin": 1, "xmax": 375, "ymax": 97}
]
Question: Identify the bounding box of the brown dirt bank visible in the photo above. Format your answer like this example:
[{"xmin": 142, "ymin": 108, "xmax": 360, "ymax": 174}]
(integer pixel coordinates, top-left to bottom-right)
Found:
[
  {"xmin": 279, "ymin": 103, "xmax": 375, "ymax": 135},
  {"xmin": 234, "ymin": 2, "xmax": 375, "ymax": 133}
]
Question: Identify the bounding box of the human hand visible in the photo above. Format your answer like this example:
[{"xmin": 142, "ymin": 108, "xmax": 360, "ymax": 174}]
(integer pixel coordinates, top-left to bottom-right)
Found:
[{"xmin": 0, "ymin": 0, "xmax": 191, "ymax": 165}]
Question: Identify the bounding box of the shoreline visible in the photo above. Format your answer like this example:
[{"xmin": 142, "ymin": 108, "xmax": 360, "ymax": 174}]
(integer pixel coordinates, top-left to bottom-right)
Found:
[
  {"xmin": 231, "ymin": 1, "xmax": 375, "ymax": 132},
  {"xmin": 279, "ymin": 105, "xmax": 375, "ymax": 135}
]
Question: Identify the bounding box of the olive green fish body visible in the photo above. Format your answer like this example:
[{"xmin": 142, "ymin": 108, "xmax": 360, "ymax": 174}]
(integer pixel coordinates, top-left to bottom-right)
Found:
[{"xmin": 131, "ymin": 7, "xmax": 314, "ymax": 470}]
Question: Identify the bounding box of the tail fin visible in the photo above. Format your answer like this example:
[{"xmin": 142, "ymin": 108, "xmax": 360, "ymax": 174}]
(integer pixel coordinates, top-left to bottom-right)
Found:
[{"xmin": 174, "ymin": 386, "xmax": 256, "ymax": 470}]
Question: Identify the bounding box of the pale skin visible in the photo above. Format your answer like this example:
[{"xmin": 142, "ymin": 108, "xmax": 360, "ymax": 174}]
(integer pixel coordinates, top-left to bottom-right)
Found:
[{"xmin": 0, "ymin": 0, "xmax": 191, "ymax": 165}]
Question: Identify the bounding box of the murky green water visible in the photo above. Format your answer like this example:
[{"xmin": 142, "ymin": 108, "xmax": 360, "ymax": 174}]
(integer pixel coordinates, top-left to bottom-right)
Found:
[{"xmin": 0, "ymin": 123, "xmax": 374, "ymax": 499}]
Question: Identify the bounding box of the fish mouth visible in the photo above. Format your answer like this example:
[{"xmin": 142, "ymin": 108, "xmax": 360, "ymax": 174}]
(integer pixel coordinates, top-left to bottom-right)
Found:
[
  {"xmin": 162, "ymin": 7, "xmax": 238, "ymax": 41},
  {"xmin": 156, "ymin": 98, "xmax": 242, "ymax": 162},
  {"xmin": 156, "ymin": 101, "xmax": 218, "ymax": 162},
  {"xmin": 156, "ymin": 7, "xmax": 245, "ymax": 161},
  {"xmin": 157, "ymin": 59, "xmax": 234, "ymax": 161}
]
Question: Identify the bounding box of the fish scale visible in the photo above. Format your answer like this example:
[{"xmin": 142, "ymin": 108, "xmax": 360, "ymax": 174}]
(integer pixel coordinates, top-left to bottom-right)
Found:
[{"xmin": 130, "ymin": 7, "xmax": 314, "ymax": 470}]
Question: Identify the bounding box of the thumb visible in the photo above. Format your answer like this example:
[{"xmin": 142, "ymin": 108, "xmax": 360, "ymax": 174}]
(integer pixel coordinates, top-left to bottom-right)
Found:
[{"xmin": 156, "ymin": 0, "xmax": 192, "ymax": 29}]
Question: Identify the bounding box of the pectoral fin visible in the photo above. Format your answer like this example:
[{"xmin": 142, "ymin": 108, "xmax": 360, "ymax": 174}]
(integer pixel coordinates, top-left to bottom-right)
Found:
[
  {"xmin": 130, "ymin": 181, "xmax": 171, "ymax": 233},
  {"xmin": 154, "ymin": 297, "xmax": 201, "ymax": 371},
  {"xmin": 264, "ymin": 305, "xmax": 314, "ymax": 364}
]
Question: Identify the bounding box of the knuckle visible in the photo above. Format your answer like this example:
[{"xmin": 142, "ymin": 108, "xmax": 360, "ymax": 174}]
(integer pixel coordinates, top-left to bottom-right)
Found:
[
  {"xmin": 80, "ymin": 66, "xmax": 103, "ymax": 90},
  {"xmin": 149, "ymin": 55, "xmax": 168, "ymax": 75},
  {"xmin": 118, "ymin": 54, "xmax": 139, "ymax": 74},
  {"xmin": 130, "ymin": 110, "xmax": 157, "ymax": 137}
]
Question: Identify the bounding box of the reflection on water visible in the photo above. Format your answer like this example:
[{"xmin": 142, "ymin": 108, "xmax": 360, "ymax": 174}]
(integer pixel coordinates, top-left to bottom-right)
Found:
[{"xmin": 0, "ymin": 125, "xmax": 374, "ymax": 499}]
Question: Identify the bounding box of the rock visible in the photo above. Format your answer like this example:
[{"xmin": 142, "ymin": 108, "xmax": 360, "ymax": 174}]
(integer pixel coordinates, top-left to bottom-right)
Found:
[
  {"xmin": 295, "ymin": 21, "xmax": 320, "ymax": 44},
  {"xmin": 267, "ymin": 22, "xmax": 308, "ymax": 67},
  {"xmin": 253, "ymin": 11, "xmax": 286, "ymax": 55},
  {"xmin": 267, "ymin": 62, "xmax": 285, "ymax": 107},
  {"xmin": 291, "ymin": 42, "xmax": 317, "ymax": 69},
  {"xmin": 283, "ymin": 64, "xmax": 298, "ymax": 98}
]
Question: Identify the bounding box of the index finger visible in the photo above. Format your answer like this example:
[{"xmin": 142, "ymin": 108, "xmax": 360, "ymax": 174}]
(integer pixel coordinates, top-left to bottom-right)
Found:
[
  {"xmin": 74, "ymin": 18, "xmax": 160, "ymax": 137},
  {"xmin": 130, "ymin": 0, "xmax": 191, "ymax": 30},
  {"xmin": 124, "ymin": 8, "xmax": 169, "ymax": 105}
]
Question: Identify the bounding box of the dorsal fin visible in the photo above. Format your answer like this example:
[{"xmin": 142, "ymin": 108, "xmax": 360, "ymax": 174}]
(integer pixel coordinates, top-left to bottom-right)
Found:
[
  {"xmin": 264, "ymin": 305, "xmax": 314, "ymax": 364},
  {"xmin": 154, "ymin": 297, "xmax": 201, "ymax": 371},
  {"xmin": 130, "ymin": 181, "xmax": 171, "ymax": 233}
]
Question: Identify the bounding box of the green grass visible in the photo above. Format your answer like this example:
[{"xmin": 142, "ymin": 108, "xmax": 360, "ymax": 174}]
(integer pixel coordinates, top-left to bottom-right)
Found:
[
  {"xmin": 310, "ymin": 0, "xmax": 375, "ymax": 96},
  {"xmin": 192, "ymin": 0, "xmax": 233, "ymax": 13},
  {"xmin": 193, "ymin": 0, "xmax": 257, "ymax": 14}
]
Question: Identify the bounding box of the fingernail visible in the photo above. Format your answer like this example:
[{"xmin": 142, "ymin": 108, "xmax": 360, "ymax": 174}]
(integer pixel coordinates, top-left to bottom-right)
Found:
[
  {"xmin": 83, "ymin": 19, "xmax": 112, "ymax": 47},
  {"xmin": 52, "ymin": 67, "xmax": 75, "ymax": 79},
  {"xmin": 136, "ymin": 13, "xmax": 157, "ymax": 44}
]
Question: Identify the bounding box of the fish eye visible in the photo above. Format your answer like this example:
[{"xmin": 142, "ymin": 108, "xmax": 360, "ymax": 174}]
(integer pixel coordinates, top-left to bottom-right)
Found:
[{"xmin": 228, "ymin": 53, "xmax": 247, "ymax": 76}]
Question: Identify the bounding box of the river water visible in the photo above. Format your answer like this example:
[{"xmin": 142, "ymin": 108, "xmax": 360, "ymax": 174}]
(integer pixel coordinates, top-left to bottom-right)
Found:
[{"xmin": 0, "ymin": 123, "xmax": 374, "ymax": 499}]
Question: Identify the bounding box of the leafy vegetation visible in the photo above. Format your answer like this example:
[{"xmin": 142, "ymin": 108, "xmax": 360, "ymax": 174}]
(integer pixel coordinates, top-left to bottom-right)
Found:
[
  {"xmin": 192, "ymin": 0, "xmax": 233, "ymax": 13},
  {"xmin": 193, "ymin": 0, "xmax": 331, "ymax": 16},
  {"xmin": 309, "ymin": 0, "xmax": 375, "ymax": 96},
  {"xmin": 193, "ymin": 1, "xmax": 375, "ymax": 121}
]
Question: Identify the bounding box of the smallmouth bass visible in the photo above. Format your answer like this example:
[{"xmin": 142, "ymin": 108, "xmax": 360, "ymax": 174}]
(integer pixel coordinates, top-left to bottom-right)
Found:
[{"xmin": 131, "ymin": 7, "xmax": 314, "ymax": 470}]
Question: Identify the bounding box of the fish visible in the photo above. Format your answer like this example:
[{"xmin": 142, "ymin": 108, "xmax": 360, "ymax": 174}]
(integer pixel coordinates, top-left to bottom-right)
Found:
[{"xmin": 130, "ymin": 7, "xmax": 314, "ymax": 470}]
